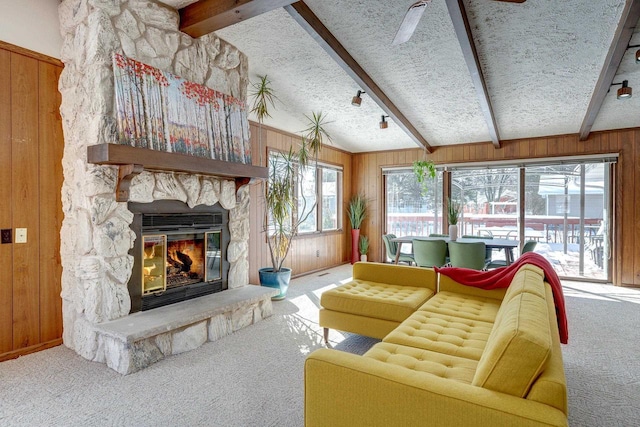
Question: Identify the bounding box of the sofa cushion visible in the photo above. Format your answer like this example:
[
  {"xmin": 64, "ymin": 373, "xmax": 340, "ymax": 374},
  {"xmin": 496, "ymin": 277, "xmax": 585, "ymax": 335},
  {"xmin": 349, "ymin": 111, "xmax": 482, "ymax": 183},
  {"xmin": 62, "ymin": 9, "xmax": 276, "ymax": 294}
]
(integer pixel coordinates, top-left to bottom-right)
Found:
[
  {"xmin": 419, "ymin": 291, "xmax": 502, "ymax": 323},
  {"xmin": 320, "ymin": 280, "xmax": 434, "ymax": 323},
  {"xmin": 353, "ymin": 262, "xmax": 437, "ymax": 290},
  {"xmin": 383, "ymin": 310, "xmax": 493, "ymax": 360},
  {"xmin": 364, "ymin": 342, "xmax": 478, "ymax": 384},
  {"xmin": 472, "ymin": 291, "xmax": 552, "ymax": 397}
]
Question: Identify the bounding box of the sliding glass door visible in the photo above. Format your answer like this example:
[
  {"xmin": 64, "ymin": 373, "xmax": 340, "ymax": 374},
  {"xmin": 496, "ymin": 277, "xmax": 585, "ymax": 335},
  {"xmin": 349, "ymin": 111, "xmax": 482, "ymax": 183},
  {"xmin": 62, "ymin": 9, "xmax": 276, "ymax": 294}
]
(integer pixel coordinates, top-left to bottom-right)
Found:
[
  {"xmin": 524, "ymin": 163, "xmax": 609, "ymax": 280},
  {"xmin": 451, "ymin": 166, "xmax": 520, "ymax": 239},
  {"xmin": 450, "ymin": 161, "xmax": 611, "ymax": 281},
  {"xmin": 383, "ymin": 159, "xmax": 612, "ymax": 281}
]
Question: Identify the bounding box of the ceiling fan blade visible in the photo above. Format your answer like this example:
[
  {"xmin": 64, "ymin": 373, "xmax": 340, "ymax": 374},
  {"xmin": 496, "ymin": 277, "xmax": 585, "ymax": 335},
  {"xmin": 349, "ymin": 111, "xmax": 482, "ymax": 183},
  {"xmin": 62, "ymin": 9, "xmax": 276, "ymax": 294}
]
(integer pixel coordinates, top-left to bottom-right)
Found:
[{"xmin": 392, "ymin": 1, "xmax": 429, "ymax": 45}]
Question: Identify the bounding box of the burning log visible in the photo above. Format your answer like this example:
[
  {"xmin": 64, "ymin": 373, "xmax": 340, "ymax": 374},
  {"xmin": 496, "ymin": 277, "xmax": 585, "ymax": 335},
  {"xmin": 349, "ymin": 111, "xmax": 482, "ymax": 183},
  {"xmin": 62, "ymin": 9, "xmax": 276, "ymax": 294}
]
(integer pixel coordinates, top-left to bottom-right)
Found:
[
  {"xmin": 175, "ymin": 251, "xmax": 193, "ymax": 272},
  {"xmin": 167, "ymin": 251, "xmax": 193, "ymax": 274}
]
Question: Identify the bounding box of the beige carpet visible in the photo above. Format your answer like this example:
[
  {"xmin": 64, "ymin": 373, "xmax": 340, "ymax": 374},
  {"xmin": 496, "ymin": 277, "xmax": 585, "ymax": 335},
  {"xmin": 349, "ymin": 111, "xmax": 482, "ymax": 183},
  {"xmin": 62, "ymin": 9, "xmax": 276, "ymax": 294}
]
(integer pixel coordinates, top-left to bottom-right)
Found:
[{"xmin": 0, "ymin": 264, "xmax": 638, "ymax": 426}]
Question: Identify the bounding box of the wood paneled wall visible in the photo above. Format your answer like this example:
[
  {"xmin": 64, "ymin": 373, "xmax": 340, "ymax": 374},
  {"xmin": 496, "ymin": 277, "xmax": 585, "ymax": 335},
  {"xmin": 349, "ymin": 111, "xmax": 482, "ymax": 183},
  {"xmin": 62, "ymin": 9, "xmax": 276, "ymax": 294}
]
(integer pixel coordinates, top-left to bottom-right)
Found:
[
  {"xmin": 352, "ymin": 130, "xmax": 639, "ymax": 287},
  {"xmin": 0, "ymin": 41, "xmax": 64, "ymax": 360},
  {"xmin": 247, "ymin": 123, "xmax": 353, "ymax": 283}
]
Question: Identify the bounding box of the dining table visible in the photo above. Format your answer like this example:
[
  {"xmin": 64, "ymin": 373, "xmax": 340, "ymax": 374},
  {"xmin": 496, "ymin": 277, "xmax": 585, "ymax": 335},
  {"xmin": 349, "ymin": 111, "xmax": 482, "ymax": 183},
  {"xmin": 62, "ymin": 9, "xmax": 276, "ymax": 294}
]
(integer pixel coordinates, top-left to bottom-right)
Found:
[
  {"xmin": 476, "ymin": 226, "xmax": 545, "ymax": 241},
  {"xmin": 391, "ymin": 236, "xmax": 520, "ymax": 266}
]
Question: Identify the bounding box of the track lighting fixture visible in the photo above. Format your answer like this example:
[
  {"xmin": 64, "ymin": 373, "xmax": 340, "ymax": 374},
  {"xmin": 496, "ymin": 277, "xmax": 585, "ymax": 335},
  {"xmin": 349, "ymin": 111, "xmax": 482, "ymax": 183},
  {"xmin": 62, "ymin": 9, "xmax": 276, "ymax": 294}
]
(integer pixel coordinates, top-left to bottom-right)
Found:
[
  {"xmin": 612, "ymin": 80, "xmax": 632, "ymax": 99},
  {"xmin": 629, "ymin": 44, "xmax": 640, "ymax": 64},
  {"xmin": 380, "ymin": 115, "xmax": 389, "ymax": 129},
  {"xmin": 351, "ymin": 90, "xmax": 365, "ymax": 106}
]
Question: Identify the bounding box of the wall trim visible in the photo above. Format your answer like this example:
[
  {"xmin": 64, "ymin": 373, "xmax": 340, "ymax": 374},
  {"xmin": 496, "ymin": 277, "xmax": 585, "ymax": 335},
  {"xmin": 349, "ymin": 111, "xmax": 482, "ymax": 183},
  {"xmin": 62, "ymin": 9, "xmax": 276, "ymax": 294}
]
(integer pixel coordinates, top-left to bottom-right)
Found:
[
  {"xmin": 0, "ymin": 339, "xmax": 63, "ymax": 362},
  {"xmin": 0, "ymin": 40, "xmax": 62, "ymax": 67}
]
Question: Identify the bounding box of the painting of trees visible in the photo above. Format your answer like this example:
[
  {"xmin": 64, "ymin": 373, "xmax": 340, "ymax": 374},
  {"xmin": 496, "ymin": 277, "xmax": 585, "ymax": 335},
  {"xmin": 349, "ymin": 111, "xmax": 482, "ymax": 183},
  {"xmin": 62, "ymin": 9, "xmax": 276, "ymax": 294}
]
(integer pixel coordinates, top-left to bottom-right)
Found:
[{"xmin": 113, "ymin": 53, "xmax": 251, "ymax": 164}]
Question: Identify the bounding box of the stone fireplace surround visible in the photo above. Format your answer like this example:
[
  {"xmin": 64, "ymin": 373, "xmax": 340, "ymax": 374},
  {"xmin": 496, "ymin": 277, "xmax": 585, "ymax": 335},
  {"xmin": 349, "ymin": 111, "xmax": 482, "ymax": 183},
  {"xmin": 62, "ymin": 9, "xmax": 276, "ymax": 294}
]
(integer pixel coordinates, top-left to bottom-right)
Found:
[{"xmin": 58, "ymin": 0, "xmax": 275, "ymax": 374}]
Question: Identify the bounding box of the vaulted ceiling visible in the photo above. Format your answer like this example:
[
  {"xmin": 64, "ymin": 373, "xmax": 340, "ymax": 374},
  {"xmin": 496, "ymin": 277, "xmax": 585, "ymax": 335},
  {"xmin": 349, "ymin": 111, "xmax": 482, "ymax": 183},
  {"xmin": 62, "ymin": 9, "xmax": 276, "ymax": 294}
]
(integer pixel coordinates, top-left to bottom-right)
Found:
[{"xmin": 159, "ymin": 0, "xmax": 640, "ymax": 154}]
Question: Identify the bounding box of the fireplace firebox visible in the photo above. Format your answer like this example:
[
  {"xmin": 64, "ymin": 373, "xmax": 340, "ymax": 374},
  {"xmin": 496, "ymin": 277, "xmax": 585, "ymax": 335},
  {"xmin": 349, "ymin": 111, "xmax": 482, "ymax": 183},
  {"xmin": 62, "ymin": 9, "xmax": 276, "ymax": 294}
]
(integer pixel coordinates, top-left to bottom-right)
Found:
[{"xmin": 128, "ymin": 201, "xmax": 229, "ymax": 312}]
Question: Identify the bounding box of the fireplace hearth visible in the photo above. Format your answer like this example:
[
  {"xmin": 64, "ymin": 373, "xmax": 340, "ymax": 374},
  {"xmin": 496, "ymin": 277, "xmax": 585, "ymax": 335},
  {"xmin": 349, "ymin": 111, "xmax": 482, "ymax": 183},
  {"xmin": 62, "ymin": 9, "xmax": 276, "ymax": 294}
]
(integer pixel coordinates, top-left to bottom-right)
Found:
[{"xmin": 129, "ymin": 201, "xmax": 229, "ymax": 312}]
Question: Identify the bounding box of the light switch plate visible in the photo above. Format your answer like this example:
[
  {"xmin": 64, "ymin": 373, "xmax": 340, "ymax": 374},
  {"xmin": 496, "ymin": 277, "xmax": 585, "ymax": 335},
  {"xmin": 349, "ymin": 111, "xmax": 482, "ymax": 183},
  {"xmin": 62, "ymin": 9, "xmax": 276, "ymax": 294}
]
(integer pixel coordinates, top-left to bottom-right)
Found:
[{"xmin": 15, "ymin": 228, "xmax": 27, "ymax": 244}]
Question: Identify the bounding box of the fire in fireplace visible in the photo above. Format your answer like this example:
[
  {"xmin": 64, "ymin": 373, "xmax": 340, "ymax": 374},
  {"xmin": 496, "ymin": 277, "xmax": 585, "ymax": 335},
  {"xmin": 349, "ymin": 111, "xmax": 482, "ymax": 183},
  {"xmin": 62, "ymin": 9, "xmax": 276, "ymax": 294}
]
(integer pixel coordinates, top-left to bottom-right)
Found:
[
  {"xmin": 129, "ymin": 201, "xmax": 229, "ymax": 312},
  {"xmin": 143, "ymin": 232, "xmax": 216, "ymax": 292}
]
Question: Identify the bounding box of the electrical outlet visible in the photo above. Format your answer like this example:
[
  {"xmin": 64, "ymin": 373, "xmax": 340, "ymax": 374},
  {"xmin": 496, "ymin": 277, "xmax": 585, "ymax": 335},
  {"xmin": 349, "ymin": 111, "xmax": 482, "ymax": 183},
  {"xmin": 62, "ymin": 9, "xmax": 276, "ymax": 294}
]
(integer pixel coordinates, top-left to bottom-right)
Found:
[
  {"xmin": 1, "ymin": 229, "xmax": 11, "ymax": 244},
  {"xmin": 316, "ymin": 249, "xmax": 320, "ymax": 257},
  {"xmin": 15, "ymin": 228, "xmax": 27, "ymax": 244}
]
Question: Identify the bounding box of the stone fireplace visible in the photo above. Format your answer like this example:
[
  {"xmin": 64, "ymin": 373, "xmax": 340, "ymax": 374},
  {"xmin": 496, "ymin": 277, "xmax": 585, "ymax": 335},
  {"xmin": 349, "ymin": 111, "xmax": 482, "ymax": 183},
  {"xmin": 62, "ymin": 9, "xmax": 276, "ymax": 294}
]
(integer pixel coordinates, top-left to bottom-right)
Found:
[{"xmin": 58, "ymin": 0, "xmax": 274, "ymax": 374}]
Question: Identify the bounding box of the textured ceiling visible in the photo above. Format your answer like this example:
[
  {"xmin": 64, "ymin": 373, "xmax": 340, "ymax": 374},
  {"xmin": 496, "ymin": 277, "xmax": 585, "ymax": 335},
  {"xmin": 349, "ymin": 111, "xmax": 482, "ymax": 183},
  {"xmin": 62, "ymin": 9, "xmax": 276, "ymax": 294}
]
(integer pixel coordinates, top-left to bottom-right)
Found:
[{"xmin": 161, "ymin": 0, "xmax": 638, "ymax": 153}]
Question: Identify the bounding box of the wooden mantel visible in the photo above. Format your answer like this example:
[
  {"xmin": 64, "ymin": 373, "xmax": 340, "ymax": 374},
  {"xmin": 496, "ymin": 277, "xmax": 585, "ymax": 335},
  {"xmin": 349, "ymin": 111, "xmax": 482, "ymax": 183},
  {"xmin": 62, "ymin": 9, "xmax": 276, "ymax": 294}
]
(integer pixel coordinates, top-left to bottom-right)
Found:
[{"xmin": 87, "ymin": 143, "xmax": 267, "ymax": 201}]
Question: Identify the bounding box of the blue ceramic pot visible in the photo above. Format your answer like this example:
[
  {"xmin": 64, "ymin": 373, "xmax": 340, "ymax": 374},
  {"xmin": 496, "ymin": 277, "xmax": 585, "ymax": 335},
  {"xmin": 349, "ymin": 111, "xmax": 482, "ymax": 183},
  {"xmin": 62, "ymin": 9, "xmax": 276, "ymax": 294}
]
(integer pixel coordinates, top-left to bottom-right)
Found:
[{"xmin": 258, "ymin": 267, "xmax": 292, "ymax": 300}]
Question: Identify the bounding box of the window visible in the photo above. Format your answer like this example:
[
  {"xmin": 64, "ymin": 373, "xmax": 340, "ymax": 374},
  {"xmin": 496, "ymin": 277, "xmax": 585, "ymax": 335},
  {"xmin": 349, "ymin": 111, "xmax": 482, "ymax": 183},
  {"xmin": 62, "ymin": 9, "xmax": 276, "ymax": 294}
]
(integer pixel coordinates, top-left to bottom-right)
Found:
[
  {"xmin": 384, "ymin": 168, "xmax": 444, "ymax": 237},
  {"xmin": 297, "ymin": 165, "xmax": 317, "ymax": 233},
  {"xmin": 268, "ymin": 150, "xmax": 342, "ymax": 234},
  {"xmin": 321, "ymin": 168, "xmax": 339, "ymax": 231}
]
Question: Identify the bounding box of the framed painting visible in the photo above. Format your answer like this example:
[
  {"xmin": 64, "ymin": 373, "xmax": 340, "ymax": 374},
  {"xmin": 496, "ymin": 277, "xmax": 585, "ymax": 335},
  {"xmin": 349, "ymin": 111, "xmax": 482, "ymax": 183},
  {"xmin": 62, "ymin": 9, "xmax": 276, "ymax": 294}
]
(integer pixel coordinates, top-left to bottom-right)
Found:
[{"xmin": 113, "ymin": 53, "xmax": 251, "ymax": 164}]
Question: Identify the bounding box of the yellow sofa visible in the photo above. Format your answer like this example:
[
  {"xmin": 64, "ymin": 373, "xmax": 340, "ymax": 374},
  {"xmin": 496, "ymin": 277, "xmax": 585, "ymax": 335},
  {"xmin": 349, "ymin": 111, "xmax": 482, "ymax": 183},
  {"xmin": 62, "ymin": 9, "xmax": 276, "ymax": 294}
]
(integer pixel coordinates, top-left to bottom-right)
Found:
[{"xmin": 307, "ymin": 262, "xmax": 568, "ymax": 427}]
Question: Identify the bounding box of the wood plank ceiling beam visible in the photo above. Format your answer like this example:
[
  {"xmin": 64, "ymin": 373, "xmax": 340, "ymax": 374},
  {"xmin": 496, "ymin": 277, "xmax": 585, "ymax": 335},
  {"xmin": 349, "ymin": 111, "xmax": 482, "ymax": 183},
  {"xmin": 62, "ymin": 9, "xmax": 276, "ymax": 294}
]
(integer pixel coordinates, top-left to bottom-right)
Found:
[
  {"xmin": 285, "ymin": 1, "xmax": 433, "ymax": 153},
  {"xmin": 445, "ymin": 0, "xmax": 501, "ymax": 148},
  {"xmin": 579, "ymin": 0, "xmax": 640, "ymax": 141},
  {"xmin": 180, "ymin": 0, "xmax": 297, "ymax": 38}
]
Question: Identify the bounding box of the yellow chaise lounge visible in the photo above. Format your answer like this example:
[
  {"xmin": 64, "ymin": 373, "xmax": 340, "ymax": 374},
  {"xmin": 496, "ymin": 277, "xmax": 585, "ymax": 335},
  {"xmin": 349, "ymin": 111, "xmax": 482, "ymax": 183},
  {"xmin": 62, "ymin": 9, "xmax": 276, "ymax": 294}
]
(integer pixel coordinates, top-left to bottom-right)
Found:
[{"xmin": 306, "ymin": 262, "xmax": 568, "ymax": 427}]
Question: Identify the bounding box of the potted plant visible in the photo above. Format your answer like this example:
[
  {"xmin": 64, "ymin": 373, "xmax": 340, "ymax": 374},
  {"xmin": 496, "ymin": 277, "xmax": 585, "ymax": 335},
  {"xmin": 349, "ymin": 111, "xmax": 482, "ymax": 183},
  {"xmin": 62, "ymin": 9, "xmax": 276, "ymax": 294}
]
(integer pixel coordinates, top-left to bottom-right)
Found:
[
  {"xmin": 348, "ymin": 194, "xmax": 367, "ymax": 264},
  {"xmin": 257, "ymin": 92, "xmax": 331, "ymax": 299},
  {"xmin": 447, "ymin": 197, "xmax": 462, "ymax": 241},
  {"xmin": 359, "ymin": 235, "xmax": 369, "ymax": 262},
  {"xmin": 412, "ymin": 159, "xmax": 436, "ymax": 195}
]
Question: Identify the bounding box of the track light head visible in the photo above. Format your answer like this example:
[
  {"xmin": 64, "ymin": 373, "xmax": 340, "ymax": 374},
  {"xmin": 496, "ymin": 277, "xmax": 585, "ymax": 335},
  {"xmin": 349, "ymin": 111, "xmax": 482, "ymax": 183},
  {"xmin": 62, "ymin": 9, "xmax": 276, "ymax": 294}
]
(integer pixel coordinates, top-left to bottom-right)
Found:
[
  {"xmin": 351, "ymin": 90, "xmax": 365, "ymax": 106},
  {"xmin": 617, "ymin": 80, "xmax": 632, "ymax": 99},
  {"xmin": 380, "ymin": 115, "xmax": 389, "ymax": 129}
]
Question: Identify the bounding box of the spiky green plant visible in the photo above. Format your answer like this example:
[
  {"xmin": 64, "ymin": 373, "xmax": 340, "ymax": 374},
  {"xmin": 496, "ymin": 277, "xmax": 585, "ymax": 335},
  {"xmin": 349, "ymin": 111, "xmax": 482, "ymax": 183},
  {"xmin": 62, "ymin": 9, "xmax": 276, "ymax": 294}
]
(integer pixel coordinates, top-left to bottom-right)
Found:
[
  {"xmin": 348, "ymin": 194, "xmax": 367, "ymax": 230},
  {"xmin": 250, "ymin": 75, "xmax": 277, "ymax": 123},
  {"xmin": 359, "ymin": 235, "xmax": 369, "ymax": 255},
  {"xmin": 249, "ymin": 75, "xmax": 278, "ymax": 164},
  {"xmin": 264, "ymin": 148, "xmax": 297, "ymax": 272},
  {"xmin": 301, "ymin": 111, "xmax": 332, "ymax": 165},
  {"xmin": 447, "ymin": 198, "xmax": 462, "ymax": 225}
]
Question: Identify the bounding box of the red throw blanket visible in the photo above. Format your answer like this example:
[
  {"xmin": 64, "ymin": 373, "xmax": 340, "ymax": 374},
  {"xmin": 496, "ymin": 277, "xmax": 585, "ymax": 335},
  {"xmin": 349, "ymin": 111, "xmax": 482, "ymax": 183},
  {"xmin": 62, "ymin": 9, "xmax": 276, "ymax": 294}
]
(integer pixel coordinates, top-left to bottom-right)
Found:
[{"xmin": 434, "ymin": 252, "xmax": 568, "ymax": 344}]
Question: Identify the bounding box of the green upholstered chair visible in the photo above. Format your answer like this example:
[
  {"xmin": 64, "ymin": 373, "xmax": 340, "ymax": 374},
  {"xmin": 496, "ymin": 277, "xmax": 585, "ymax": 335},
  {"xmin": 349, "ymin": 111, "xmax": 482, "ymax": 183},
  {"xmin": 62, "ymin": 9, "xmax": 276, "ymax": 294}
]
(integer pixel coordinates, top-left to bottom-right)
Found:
[
  {"xmin": 462, "ymin": 235, "xmax": 493, "ymax": 264},
  {"xmin": 382, "ymin": 234, "xmax": 415, "ymax": 265},
  {"xmin": 412, "ymin": 239, "xmax": 448, "ymax": 268},
  {"xmin": 429, "ymin": 234, "xmax": 450, "ymax": 264},
  {"xmin": 487, "ymin": 240, "xmax": 537, "ymax": 269},
  {"xmin": 521, "ymin": 240, "xmax": 538, "ymax": 254},
  {"xmin": 448, "ymin": 241, "xmax": 487, "ymax": 270}
]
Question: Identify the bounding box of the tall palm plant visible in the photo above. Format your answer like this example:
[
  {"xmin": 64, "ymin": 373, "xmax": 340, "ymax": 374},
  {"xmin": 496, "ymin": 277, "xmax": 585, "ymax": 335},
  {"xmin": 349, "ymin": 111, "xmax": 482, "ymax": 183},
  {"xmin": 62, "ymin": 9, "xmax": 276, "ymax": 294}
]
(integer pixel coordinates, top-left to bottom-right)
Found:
[
  {"xmin": 264, "ymin": 148, "xmax": 297, "ymax": 272},
  {"xmin": 298, "ymin": 111, "xmax": 332, "ymax": 171},
  {"xmin": 249, "ymin": 75, "xmax": 277, "ymax": 164}
]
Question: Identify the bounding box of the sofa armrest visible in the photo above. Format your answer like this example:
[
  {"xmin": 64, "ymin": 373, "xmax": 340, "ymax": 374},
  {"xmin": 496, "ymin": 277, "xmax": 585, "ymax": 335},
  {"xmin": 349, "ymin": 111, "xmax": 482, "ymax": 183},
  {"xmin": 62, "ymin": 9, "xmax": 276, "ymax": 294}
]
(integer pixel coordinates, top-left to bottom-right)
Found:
[
  {"xmin": 305, "ymin": 349, "xmax": 567, "ymax": 427},
  {"xmin": 352, "ymin": 262, "xmax": 436, "ymax": 292}
]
